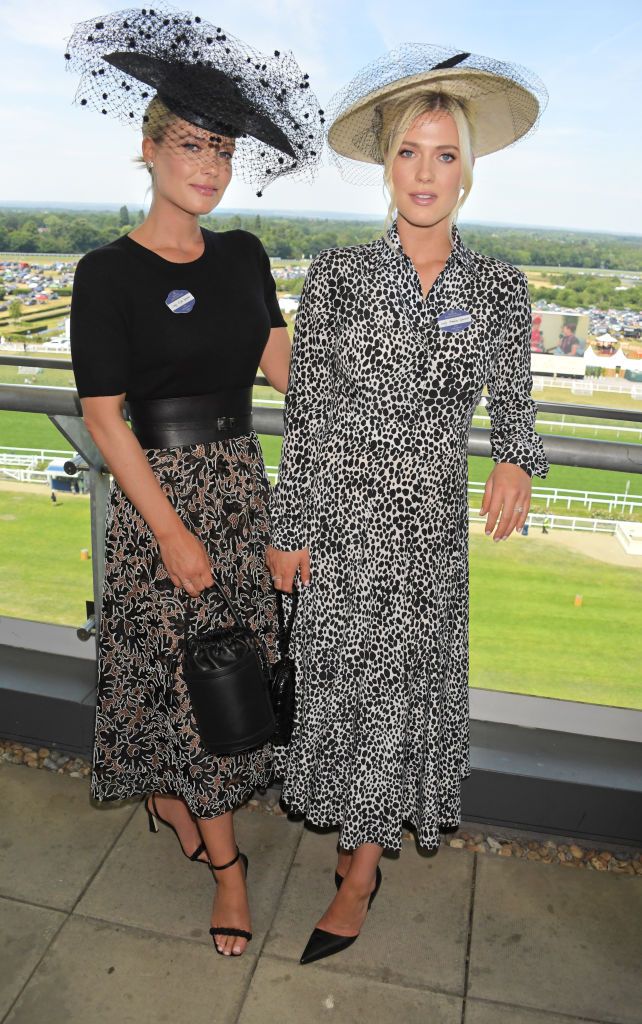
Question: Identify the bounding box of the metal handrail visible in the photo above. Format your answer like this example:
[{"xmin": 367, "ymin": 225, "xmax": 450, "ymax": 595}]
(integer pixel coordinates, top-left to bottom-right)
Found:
[
  {"xmin": 0, "ymin": 383, "xmax": 82, "ymax": 416},
  {"xmin": 525, "ymin": 402, "xmax": 642, "ymax": 423},
  {"xmin": 2, "ymin": 383, "xmax": 642, "ymax": 475},
  {"xmin": 0, "ymin": 355, "xmax": 75, "ymax": 371},
  {"xmin": 0, "ymin": 357, "xmax": 73, "ymax": 368},
  {"xmin": 2, "ymin": 355, "xmax": 641, "ymax": 423}
]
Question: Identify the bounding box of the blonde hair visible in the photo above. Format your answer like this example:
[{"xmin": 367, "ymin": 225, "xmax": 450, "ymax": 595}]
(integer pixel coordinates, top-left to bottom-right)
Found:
[
  {"xmin": 136, "ymin": 96, "xmax": 179, "ymax": 174},
  {"xmin": 380, "ymin": 92, "xmax": 475, "ymax": 232}
]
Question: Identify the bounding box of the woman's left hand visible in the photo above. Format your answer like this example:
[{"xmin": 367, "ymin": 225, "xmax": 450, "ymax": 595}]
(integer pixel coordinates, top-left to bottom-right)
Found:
[{"xmin": 480, "ymin": 463, "xmax": 531, "ymax": 541}]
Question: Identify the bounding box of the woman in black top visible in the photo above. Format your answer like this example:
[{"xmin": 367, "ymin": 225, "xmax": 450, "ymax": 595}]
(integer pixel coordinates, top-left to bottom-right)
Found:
[{"xmin": 67, "ymin": 8, "xmax": 322, "ymax": 958}]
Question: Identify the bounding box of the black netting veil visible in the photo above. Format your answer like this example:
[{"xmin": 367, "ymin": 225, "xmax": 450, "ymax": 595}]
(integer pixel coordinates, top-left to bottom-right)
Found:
[
  {"xmin": 327, "ymin": 43, "xmax": 548, "ymax": 185},
  {"xmin": 64, "ymin": 4, "xmax": 325, "ymax": 194}
]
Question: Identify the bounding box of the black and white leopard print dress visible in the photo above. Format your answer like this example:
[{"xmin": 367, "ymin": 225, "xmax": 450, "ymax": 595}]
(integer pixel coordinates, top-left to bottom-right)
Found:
[{"xmin": 271, "ymin": 220, "xmax": 549, "ymax": 852}]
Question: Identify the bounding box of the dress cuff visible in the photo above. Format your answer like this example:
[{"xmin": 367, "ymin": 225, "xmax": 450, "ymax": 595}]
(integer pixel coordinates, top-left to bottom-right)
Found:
[{"xmin": 491, "ymin": 432, "xmax": 549, "ymax": 479}]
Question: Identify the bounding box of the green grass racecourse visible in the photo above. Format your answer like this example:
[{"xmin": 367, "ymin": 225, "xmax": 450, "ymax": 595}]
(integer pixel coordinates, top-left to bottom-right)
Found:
[
  {"xmin": 0, "ymin": 489, "xmax": 640, "ymax": 711},
  {"xmin": 0, "ymin": 490, "xmax": 93, "ymax": 625},
  {"xmin": 0, "ymin": 411, "xmax": 72, "ymax": 450},
  {"xmin": 469, "ymin": 531, "xmax": 641, "ymax": 710}
]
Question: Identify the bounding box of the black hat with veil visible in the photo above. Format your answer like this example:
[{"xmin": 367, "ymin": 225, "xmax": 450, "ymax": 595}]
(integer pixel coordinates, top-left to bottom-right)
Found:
[{"xmin": 64, "ymin": 4, "xmax": 325, "ymax": 195}]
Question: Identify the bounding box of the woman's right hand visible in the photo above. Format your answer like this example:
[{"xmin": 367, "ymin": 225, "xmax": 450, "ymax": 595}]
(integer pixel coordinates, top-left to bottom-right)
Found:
[
  {"xmin": 266, "ymin": 546, "xmax": 310, "ymax": 593},
  {"xmin": 158, "ymin": 526, "xmax": 214, "ymax": 597}
]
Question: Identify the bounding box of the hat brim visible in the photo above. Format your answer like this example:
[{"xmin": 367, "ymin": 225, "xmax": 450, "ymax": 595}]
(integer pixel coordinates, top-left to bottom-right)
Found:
[
  {"xmin": 106, "ymin": 51, "xmax": 296, "ymax": 158},
  {"xmin": 328, "ymin": 68, "xmax": 541, "ymax": 161}
]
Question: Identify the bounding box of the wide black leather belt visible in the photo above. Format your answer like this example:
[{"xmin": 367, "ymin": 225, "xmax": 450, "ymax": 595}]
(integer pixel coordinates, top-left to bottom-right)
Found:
[{"xmin": 129, "ymin": 389, "xmax": 253, "ymax": 448}]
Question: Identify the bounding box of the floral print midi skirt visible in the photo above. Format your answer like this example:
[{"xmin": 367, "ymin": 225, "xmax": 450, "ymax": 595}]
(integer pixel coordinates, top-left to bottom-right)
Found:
[{"xmin": 92, "ymin": 434, "xmax": 277, "ymax": 818}]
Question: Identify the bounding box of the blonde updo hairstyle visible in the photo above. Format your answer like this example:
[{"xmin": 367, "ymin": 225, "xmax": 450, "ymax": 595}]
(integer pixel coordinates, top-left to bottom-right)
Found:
[
  {"xmin": 136, "ymin": 96, "xmax": 180, "ymax": 175},
  {"xmin": 379, "ymin": 92, "xmax": 475, "ymax": 232}
]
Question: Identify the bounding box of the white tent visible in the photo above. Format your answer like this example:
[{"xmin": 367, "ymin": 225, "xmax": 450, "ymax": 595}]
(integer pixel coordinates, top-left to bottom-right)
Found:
[
  {"xmin": 584, "ymin": 345, "xmax": 641, "ymax": 371},
  {"xmin": 584, "ymin": 346, "xmax": 620, "ymax": 368}
]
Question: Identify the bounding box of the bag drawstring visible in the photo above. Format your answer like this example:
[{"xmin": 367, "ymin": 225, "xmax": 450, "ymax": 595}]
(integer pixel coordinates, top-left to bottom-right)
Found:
[
  {"xmin": 184, "ymin": 579, "xmax": 276, "ymax": 670},
  {"xmin": 275, "ymin": 590, "xmax": 298, "ymax": 661}
]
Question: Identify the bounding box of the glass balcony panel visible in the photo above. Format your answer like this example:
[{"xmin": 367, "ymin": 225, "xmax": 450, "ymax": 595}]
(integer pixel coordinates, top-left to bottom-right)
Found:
[
  {"xmin": 1, "ymin": 379, "xmax": 640, "ymax": 710},
  {"xmin": 469, "ymin": 450, "xmax": 641, "ymax": 712},
  {"xmin": 0, "ymin": 458, "xmax": 92, "ymax": 626}
]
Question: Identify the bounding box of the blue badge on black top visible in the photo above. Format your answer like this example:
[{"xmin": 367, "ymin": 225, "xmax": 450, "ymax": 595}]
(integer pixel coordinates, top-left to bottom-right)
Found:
[
  {"xmin": 437, "ymin": 308, "xmax": 472, "ymax": 332},
  {"xmin": 165, "ymin": 289, "xmax": 196, "ymax": 314}
]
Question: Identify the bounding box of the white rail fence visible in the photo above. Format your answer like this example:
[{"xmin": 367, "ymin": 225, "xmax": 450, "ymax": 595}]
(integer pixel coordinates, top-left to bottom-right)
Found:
[
  {"xmin": 261, "ymin": 465, "xmax": 641, "ymax": 517},
  {"xmin": 1, "ymin": 447, "xmax": 640, "ymax": 524},
  {"xmin": 472, "ymin": 414, "xmax": 642, "ymax": 441},
  {"xmin": 468, "ymin": 510, "xmax": 617, "ymax": 535},
  {"xmin": 0, "ymin": 447, "xmax": 73, "ymax": 483},
  {"xmin": 466, "ymin": 481, "xmax": 642, "ymax": 515},
  {"xmin": 531, "ymin": 376, "xmax": 642, "ymax": 398}
]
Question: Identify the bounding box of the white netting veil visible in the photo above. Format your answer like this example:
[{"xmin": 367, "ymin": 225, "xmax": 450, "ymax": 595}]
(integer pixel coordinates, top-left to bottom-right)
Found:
[{"xmin": 326, "ymin": 43, "xmax": 548, "ymax": 185}]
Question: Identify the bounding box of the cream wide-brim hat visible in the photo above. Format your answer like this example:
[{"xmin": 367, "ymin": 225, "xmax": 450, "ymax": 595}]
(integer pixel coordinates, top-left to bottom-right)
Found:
[{"xmin": 327, "ymin": 45, "xmax": 548, "ymax": 181}]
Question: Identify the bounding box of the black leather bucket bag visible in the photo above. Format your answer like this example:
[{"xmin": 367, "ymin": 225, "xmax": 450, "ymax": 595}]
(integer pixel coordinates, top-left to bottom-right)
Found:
[{"xmin": 181, "ymin": 581, "xmax": 275, "ymax": 756}]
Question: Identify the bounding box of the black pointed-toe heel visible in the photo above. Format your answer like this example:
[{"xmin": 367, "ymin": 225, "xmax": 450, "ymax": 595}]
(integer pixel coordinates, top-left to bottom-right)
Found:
[
  {"xmin": 302, "ymin": 867, "xmax": 383, "ymax": 966},
  {"xmin": 144, "ymin": 795, "xmax": 209, "ymax": 865},
  {"xmin": 300, "ymin": 928, "xmax": 358, "ymax": 965},
  {"xmin": 334, "ymin": 865, "xmax": 383, "ymax": 909},
  {"xmin": 209, "ymin": 848, "xmax": 252, "ymax": 957}
]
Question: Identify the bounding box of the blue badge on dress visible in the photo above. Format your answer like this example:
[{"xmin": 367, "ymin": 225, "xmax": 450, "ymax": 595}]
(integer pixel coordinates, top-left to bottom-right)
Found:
[
  {"xmin": 165, "ymin": 289, "xmax": 196, "ymax": 314},
  {"xmin": 437, "ymin": 308, "xmax": 472, "ymax": 333}
]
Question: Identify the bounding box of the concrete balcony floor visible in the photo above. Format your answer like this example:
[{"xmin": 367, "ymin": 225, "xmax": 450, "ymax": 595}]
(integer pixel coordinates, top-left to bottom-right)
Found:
[{"xmin": 1, "ymin": 762, "xmax": 641, "ymax": 1024}]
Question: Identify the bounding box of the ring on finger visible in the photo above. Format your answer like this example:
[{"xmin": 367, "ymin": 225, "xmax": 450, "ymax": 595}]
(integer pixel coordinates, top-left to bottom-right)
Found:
[
  {"xmin": 272, "ymin": 575, "xmax": 283, "ymax": 582},
  {"xmin": 514, "ymin": 506, "xmax": 525, "ymax": 513}
]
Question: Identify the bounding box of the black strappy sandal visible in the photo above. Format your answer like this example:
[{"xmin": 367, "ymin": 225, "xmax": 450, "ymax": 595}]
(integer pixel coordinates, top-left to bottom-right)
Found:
[
  {"xmin": 145, "ymin": 794, "xmax": 209, "ymax": 865},
  {"xmin": 209, "ymin": 848, "xmax": 252, "ymax": 956}
]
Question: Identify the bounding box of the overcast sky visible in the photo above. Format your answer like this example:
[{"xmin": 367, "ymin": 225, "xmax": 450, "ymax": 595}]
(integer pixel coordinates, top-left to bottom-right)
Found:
[{"xmin": 1, "ymin": 0, "xmax": 641, "ymax": 233}]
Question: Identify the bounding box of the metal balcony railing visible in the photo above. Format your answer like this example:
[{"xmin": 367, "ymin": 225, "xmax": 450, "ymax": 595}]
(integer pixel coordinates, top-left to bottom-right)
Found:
[{"xmin": 2, "ymin": 355, "xmax": 642, "ymax": 642}]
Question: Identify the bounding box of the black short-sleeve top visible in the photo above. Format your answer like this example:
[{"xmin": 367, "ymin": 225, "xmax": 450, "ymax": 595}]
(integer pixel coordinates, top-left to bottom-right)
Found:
[{"xmin": 70, "ymin": 228, "xmax": 286, "ymax": 400}]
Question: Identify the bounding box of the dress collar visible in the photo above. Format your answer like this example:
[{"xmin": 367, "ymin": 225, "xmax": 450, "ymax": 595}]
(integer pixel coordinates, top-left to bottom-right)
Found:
[{"xmin": 372, "ymin": 219, "xmax": 478, "ymax": 278}]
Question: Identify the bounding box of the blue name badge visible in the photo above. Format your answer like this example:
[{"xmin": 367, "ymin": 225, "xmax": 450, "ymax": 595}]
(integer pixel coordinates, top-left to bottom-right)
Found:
[
  {"xmin": 437, "ymin": 308, "xmax": 472, "ymax": 333},
  {"xmin": 165, "ymin": 289, "xmax": 196, "ymax": 314}
]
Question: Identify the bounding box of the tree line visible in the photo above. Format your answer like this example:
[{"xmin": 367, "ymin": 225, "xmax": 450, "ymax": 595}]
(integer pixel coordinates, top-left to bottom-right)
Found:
[
  {"xmin": 530, "ymin": 272, "xmax": 642, "ymax": 313},
  {"xmin": 1, "ymin": 208, "xmax": 641, "ymax": 271}
]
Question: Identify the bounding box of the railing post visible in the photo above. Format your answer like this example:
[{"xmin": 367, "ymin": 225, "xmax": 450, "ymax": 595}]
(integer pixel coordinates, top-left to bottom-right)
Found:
[{"xmin": 48, "ymin": 414, "xmax": 108, "ymax": 654}]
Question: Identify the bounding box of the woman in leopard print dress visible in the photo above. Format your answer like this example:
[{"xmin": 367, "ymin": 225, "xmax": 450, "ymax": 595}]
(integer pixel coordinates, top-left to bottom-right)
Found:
[{"xmin": 267, "ymin": 48, "xmax": 549, "ymax": 965}]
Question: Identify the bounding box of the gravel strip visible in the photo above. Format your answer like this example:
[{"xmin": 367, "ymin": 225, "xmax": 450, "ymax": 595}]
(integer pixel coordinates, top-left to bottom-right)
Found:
[
  {"xmin": 1, "ymin": 739, "xmax": 91, "ymax": 778},
  {"xmin": 3, "ymin": 740, "xmax": 640, "ymax": 875}
]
